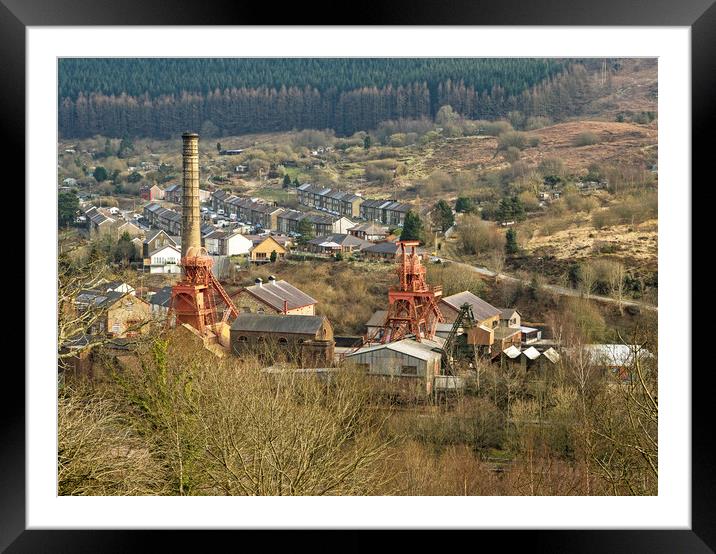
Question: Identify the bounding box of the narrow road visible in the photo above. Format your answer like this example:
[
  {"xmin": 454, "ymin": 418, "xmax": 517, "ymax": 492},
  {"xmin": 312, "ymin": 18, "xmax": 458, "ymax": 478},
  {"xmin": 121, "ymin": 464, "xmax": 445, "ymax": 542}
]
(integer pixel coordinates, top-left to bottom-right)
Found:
[{"xmin": 435, "ymin": 257, "xmax": 658, "ymax": 312}]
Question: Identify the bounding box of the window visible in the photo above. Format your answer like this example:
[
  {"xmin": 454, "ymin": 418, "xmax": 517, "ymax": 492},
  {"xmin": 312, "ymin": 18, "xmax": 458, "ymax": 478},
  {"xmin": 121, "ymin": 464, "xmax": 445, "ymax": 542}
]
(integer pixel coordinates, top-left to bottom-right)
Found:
[
  {"xmin": 401, "ymin": 365, "xmax": 418, "ymax": 376},
  {"xmin": 278, "ymin": 337, "xmax": 288, "ymax": 344},
  {"xmin": 237, "ymin": 336, "xmax": 248, "ymax": 342}
]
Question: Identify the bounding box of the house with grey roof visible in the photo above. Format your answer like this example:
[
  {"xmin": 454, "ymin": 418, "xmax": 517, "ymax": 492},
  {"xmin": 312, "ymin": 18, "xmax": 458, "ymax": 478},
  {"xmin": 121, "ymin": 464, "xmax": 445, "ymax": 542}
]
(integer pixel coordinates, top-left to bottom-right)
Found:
[
  {"xmin": 304, "ymin": 233, "xmax": 373, "ymax": 255},
  {"xmin": 349, "ymin": 222, "xmax": 390, "ymax": 242}
]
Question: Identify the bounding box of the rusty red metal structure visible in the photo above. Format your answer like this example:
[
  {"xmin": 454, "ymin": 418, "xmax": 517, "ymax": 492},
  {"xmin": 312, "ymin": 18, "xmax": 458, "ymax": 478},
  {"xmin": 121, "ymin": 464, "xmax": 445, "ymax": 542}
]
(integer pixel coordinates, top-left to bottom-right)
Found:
[
  {"xmin": 381, "ymin": 240, "xmax": 443, "ymax": 343},
  {"xmin": 170, "ymin": 246, "xmax": 239, "ymax": 335}
]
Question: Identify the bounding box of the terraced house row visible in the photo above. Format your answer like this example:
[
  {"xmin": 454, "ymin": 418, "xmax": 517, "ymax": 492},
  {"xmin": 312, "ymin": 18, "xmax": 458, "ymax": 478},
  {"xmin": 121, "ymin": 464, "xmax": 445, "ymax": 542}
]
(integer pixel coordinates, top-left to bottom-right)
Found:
[
  {"xmin": 211, "ymin": 191, "xmax": 337, "ymax": 236},
  {"xmin": 359, "ymin": 199, "xmax": 412, "ymax": 227},
  {"xmin": 211, "ymin": 190, "xmax": 283, "ymax": 230},
  {"xmin": 143, "ymin": 203, "xmax": 182, "ymax": 235},
  {"xmin": 296, "ymin": 183, "xmax": 363, "ymax": 218}
]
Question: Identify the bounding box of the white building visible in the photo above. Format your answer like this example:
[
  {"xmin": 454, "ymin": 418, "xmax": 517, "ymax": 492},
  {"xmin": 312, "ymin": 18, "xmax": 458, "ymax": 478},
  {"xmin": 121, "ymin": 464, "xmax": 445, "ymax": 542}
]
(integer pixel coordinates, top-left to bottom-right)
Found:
[
  {"xmin": 224, "ymin": 231, "xmax": 253, "ymax": 256},
  {"xmin": 146, "ymin": 244, "xmax": 181, "ymax": 274},
  {"xmin": 332, "ymin": 216, "xmax": 357, "ymax": 234}
]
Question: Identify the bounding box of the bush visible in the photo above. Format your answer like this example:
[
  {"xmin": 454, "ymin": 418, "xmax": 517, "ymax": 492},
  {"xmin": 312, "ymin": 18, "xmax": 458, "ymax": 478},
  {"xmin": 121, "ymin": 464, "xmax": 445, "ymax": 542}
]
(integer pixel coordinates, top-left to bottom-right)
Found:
[
  {"xmin": 497, "ymin": 131, "xmax": 528, "ymax": 151},
  {"xmin": 364, "ymin": 164, "xmax": 393, "ymax": 183},
  {"xmin": 478, "ymin": 120, "xmax": 513, "ymax": 136},
  {"xmin": 573, "ymin": 132, "xmax": 599, "ymax": 147},
  {"xmin": 457, "ymin": 214, "xmax": 504, "ymax": 256}
]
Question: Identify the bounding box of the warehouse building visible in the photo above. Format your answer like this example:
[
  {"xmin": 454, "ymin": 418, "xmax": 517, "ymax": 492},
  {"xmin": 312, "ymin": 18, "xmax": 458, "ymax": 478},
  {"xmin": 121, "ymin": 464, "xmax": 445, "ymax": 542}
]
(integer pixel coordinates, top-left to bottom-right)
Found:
[{"xmin": 230, "ymin": 313, "xmax": 335, "ymax": 366}]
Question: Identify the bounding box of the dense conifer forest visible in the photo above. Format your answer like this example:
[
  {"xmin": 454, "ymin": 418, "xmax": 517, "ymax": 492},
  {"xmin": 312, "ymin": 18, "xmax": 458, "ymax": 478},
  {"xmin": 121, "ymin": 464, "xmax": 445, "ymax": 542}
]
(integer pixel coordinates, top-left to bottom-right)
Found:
[{"xmin": 59, "ymin": 58, "xmax": 603, "ymax": 138}]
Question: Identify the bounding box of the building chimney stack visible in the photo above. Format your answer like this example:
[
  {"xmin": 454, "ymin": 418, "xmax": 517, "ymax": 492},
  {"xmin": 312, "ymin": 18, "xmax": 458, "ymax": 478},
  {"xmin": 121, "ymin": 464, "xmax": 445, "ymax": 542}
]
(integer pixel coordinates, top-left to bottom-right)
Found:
[
  {"xmin": 181, "ymin": 132, "xmax": 201, "ymax": 259},
  {"xmin": 268, "ymin": 275, "xmax": 276, "ymax": 284},
  {"xmin": 255, "ymin": 278, "xmax": 263, "ymax": 287}
]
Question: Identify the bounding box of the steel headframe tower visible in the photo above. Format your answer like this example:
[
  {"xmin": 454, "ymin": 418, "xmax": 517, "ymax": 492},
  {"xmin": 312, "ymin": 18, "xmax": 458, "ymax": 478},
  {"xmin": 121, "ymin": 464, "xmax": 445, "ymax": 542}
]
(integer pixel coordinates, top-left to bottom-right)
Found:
[
  {"xmin": 170, "ymin": 132, "xmax": 238, "ymax": 335},
  {"xmin": 381, "ymin": 240, "xmax": 444, "ymax": 343}
]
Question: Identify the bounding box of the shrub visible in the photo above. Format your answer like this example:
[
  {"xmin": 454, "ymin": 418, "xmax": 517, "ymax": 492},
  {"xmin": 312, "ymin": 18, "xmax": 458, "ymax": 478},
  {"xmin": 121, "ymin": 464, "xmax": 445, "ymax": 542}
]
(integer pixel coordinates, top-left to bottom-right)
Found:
[{"xmin": 573, "ymin": 132, "xmax": 599, "ymax": 147}]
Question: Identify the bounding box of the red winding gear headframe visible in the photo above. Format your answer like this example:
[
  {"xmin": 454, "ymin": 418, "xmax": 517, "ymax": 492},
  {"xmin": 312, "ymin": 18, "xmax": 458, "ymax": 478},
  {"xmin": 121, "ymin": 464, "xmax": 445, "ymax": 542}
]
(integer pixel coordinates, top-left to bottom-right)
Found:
[
  {"xmin": 381, "ymin": 240, "xmax": 444, "ymax": 343},
  {"xmin": 170, "ymin": 246, "xmax": 239, "ymax": 335}
]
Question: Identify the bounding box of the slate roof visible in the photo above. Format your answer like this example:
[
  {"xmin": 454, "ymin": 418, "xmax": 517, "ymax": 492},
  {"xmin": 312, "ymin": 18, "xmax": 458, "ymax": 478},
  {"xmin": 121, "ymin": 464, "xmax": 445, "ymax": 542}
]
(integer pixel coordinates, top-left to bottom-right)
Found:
[
  {"xmin": 144, "ymin": 229, "xmax": 174, "ymax": 244},
  {"xmin": 499, "ymin": 308, "xmax": 520, "ymax": 320},
  {"xmin": 362, "ymin": 241, "xmax": 399, "ymax": 255},
  {"xmin": 351, "ymin": 222, "xmax": 389, "ymax": 234},
  {"xmin": 75, "ymin": 289, "xmax": 124, "ymax": 309},
  {"xmin": 308, "ymin": 234, "xmax": 372, "ymax": 249},
  {"xmin": 231, "ymin": 313, "xmax": 326, "ymax": 335},
  {"xmin": 149, "ymin": 286, "xmax": 173, "ymax": 307},
  {"xmin": 240, "ymin": 279, "xmax": 317, "ymax": 311},
  {"xmin": 441, "ymin": 291, "xmax": 501, "ymax": 322}
]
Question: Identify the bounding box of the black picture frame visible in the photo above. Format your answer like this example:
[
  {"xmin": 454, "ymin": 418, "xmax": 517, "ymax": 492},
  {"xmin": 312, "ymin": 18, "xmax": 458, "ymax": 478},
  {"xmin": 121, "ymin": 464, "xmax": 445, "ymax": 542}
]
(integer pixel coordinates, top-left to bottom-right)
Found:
[{"xmin": 4, "ymin": 1, "xmax": 711, "ymax": 551}]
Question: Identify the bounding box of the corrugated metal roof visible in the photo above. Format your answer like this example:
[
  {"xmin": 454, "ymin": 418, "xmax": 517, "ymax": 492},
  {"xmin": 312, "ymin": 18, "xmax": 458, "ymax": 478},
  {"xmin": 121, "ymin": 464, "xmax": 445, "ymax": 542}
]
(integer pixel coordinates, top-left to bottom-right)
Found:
[
  {"xmin": 230, "ymin": 313, "xmax": 326, "ymax": 335},
  {"xmin": 241, "ymin": 280, "xmax": 317, "ymax": 311},
  {"xmin": 345, "ymin": 338, "xmax": 442, "ymax": 362},
  {"xmin": 523, "ymin": 346, "xmax": 541, "ymax": 360},
  {"xmin": 503, "ymin": 345, "xmax": 521, "ymax": 359},
  {"xmin": 441, "ymin": 291, "xmax": 501, "ymax": 322},
  {"xmin": 366, "ymin": 310, "xmax": 387, "ymax": 327},
  {"xmin": 580, "ymin": 344, "xmax": 653, "ymax": 366},
  {"xmin": 542, "ymin": 347, "xmax": 560, "ymax": 364}
]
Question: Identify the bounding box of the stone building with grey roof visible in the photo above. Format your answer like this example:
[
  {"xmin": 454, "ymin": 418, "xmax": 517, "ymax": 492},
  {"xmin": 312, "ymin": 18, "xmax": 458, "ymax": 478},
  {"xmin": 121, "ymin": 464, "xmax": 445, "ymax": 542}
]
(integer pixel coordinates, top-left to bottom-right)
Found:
[{"xmin": 230, "ymin": 313, "xmax": 334, "ymax": 366}]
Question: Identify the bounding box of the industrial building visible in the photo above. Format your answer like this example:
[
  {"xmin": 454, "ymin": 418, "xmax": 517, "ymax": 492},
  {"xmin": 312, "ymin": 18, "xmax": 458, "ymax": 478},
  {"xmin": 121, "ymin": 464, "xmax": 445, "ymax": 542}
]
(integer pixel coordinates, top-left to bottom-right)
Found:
[
  {"xmin": 230, "ymin": 313, "xmax": 335, "ymax": 366},
  {"xmin": 344, "ymin": 337, "xmax": 444, "ymax": 395},
  {"xmin": 232, "ymin": 276, "xmax": 317, "ymax": 315}
]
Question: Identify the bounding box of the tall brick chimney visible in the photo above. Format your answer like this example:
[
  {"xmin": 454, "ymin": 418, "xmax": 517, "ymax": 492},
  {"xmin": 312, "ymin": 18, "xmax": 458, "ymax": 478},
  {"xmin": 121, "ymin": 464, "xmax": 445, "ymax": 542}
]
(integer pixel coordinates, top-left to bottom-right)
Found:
[{"xmin": 181, "ymin": 132, "xmax": 201, "ymax": 259}]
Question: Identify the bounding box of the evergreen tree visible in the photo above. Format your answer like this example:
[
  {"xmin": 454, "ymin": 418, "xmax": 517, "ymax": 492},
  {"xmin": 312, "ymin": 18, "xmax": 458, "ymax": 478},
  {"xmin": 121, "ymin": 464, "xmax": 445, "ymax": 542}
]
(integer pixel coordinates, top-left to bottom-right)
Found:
[
  {"xmin": 113, "ymin": 232, "xmax": 136, "ymax": 265},
  {"xmin": 455, "ymin": 196, "xmax": 475, "ymax": 213},
  {"xmin": 363, "ymin": 135, "xmax": 372, "ymax": 150},
  {"xmin": 93, "ymin": 166, "xmax": 109, "ymax": 182},
  {"xmin": 400, "ymin": 211, "xmax": 426, "ymax": 243},
  {"xmin": 431, "ymin": 200, "xmax": 455, "ymax": 233},
  {"xmin": 58, "ymin": 192, "xmax": 79, "ymax": 227},
  {"xmin": 296, "ymin": 218, "xmax": 315, "ymax": 245},
  {"xmin": 270, "ymin": 250, "xmax": 278, "ymax": 263},
  {"xmin": 505, "ymin": 228, "xmax": 519, "ymax": 256}
]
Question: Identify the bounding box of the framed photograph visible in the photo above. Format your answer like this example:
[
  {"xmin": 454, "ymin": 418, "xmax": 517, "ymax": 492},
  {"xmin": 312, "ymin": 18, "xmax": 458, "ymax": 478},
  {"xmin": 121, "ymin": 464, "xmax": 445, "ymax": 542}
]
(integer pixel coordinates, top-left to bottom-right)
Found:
[{"xmin": 6, "ymin": 0, "xmax": 711, "ymax": 550}]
